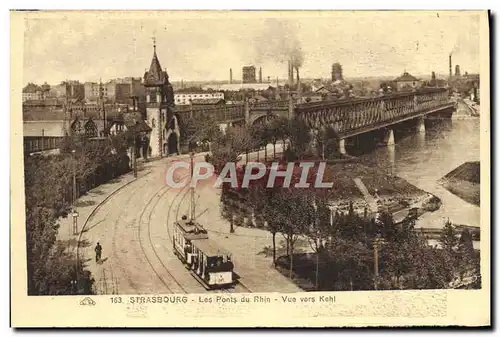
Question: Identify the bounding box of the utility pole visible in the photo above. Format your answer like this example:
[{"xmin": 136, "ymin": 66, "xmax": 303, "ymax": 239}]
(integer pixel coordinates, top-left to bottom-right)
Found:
[
  {"xmin": 41, "ymin": 129, "xmax": 45, "ymax": 152},
  {"xmin": 373, "ymin": 235, "xmax": 385, "ymax": 290},
  {"xmin": 373, "ymin": 242, "xmax": 379, "ymax": 290},
  {"xmin": 72, "ymin": 150, "xmax": 77, "ymax": 206},
  {"xmin": 315, "ymin": 245, "xmax": 319, "ymax": 290},
  {"xmin": 190, "ymin": 152, "xmax": 196, "ymax": 221},
  {"xmin": 133, "ymin": 134, "xmax": 137, "ymax": 178}
]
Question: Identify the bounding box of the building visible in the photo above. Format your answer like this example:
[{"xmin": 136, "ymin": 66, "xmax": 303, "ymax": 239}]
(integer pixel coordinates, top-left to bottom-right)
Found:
[
  {"xmin": 394, "ymin": 71, "xmax": 422, "ymax": 91},
  {"xmin": 143, "ymin": 39, "xmax": 177, "ymax": 157},
  {"xmin": 242, "ymin": 66, "xmax": 257, "ymax": 84},
  {"xmin": 310, "ymin": 79, "xmax": 325, "ymax": 92},
  {"xmin": 191, "ymin": 98, "xmax": 226, "ymax": 108},
  {"xmin": 174, "ymin": 91, "xmax": 224, "ymax": 105},
  {"xmin": 23, "ymin": 96, "xmax": 124, "ymax": 145},
  {"xmin": 49, "ymin": 81, "xmax": 85, "ymax": 99},
  {"xmin": 22, "ymin": 82, "xmax": 51, "ymax": 102},
  {"xmin": 201, "ymin": 83, "xmax": 272, "ymax": 92},
  {"xmin": 84, "ymin": 77, "xmax": 142, "ymax": 103},
  {"xmin": 331, "ymin": 62, "xmax": 343, "ymax": 82},
  {"xmin": 314, "ymin": 86, "xmax": 333, "ymax": 95},
  {"xmin": 299, "ymin": 92, "xmax": 323, "ymax": 103},
  {"xmin": 455, "ymin": 65, "xmax": 461, "ymax": 77},
  {"xmin": 84, "ymin": 82, "xmax": 100, "ymax": 101}
]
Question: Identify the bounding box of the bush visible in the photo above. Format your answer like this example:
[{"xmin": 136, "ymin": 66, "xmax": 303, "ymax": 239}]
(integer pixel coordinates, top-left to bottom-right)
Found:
[{"xmin": 24, "ymin": 135, "xmax": 130, "ymax": 295}]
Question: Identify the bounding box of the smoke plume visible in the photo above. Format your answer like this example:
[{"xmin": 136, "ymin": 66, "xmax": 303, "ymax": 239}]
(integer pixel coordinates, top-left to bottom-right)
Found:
[{"xmin": 254, "ymin": 19, "xmax": 305, "ymax": 68}]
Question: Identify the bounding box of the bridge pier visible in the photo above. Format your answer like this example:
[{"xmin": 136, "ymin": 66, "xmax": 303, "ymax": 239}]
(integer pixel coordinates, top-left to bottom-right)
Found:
[
  {"xmin": 417, "ymin": 117, "xmax": 425, "ymax": 133},
  {"xmin": 244, "ymin": 99, "xmax": 250, "ymax": 125},
  {"xmin": 338, "ymin": 138, "xmax": 346, "ymax": 155},
  {"xmin": 383, "ymin": 129, "xmax": 395, "ymax": 146}
]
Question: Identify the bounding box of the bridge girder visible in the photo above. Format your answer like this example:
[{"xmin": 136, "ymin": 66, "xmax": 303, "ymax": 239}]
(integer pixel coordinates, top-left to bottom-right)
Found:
[{"xmin": 295, "ymin": 88, "xmax": 452, "ymax": 138}]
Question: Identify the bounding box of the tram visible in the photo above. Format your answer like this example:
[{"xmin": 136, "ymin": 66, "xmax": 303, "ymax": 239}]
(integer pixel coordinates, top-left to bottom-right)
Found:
[
  {"xmin": 171, "ymin": 153, "xmax": 235, "ymax": 289},
  {"xmin": 172, "ymin": 216, "xmax": 234, "ymax": 289}
]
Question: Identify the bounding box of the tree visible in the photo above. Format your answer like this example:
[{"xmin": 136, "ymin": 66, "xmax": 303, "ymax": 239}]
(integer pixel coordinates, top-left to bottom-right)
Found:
[
  {"xmin": 268, "ymin": 117, "xmax": 289, "ymax": 156},
  {"xmin": 278, "ymin": 190, "xmax": 315, "ymax": 279},
  {"xmin": 207, "ymin": 125, "xmax": 254, "ymax": 172},
  {"xmin": 315, "ymin": 126, "xmax": 339, "ymax": 160},
  {"xmin": 287, "ymin": 118, "xmax": 312, "ymax": 159},
  {"xmin": 307, "ymin": 196, "xmax": 332, "ymax": 288},
  {"xmin": 24, "ymin": 134, "xmax": 131, "ymax": 295},
  {"xmin": 456, "ymin": 228, "xmax": 480, "ymax": 279},
  {"xmin": 250, "ymin": 186, "xmax": 283, "ymax": 265},
  {"xmin": 179, "ymin": 114, "xmax": 222, "ymax": 151},
  {"xmin": 440, "ymin": 220, "xmax": 458, "ymax": 252},
  {"xmin": 250, "ymin": 123, "xmax": 273, "ymax": 162}
]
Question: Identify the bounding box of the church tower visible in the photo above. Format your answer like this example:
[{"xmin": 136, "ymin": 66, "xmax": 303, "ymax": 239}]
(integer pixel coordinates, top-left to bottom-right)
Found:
[{"xmin": 143, "ymin": 38, "xmax": 177, "ymax": 157}]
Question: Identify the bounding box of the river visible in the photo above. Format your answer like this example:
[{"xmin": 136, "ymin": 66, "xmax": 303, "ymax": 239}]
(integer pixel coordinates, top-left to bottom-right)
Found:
[{"xmin": 358, "ymin": 105, "xmax": 481, "ymax": 229}]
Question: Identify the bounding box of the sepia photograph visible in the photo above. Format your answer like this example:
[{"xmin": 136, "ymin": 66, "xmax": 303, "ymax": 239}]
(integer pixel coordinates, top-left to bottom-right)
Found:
[{"xmin": 10, "ymin": 10, "xmax": 490, "ymax": 327}]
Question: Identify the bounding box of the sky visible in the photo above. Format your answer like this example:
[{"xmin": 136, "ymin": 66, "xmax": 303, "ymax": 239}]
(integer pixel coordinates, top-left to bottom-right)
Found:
[{"xmin": 21, "ymin": 11, "xmax": 482, "ymax": 86}]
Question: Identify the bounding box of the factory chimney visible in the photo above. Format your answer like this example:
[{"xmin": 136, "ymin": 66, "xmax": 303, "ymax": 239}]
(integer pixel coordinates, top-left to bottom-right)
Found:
[
  {"xmin": 288, "ymin": 60, "xmax": 294, "ymax": 87},
  {"xmin": 449, "ymin": 54, "xmax": 452, "ymax": 79},
  {"xmin": 259, "ymin": 67, "xmax": 262, "ymax": 83},
  {"xmin": 296, "ymin": 67, "xmax": 301, "ymax": 101},
  {"xmin": 230, "ymin": 68, "xmax": 233, "ymax": 84}
]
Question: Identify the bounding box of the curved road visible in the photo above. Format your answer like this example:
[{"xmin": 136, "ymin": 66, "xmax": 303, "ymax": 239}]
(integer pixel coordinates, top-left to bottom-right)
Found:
[{"xmin": 79, "ymin": 156, "xmax": 299, "ymax": 295}]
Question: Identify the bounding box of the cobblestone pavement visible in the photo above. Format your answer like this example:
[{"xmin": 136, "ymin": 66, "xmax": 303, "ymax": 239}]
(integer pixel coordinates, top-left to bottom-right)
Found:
[{"xmin": 57, "ymin": 149, "xmax": 301, "ymax": 295}]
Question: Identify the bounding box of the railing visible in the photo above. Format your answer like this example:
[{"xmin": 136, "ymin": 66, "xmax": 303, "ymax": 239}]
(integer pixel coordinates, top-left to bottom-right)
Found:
[
  {"xmin": 295, "ymin": 88, "xmax": 452, "ymax": 136},
  {"xmin": 250, "ymin": 100, "xmax": 289, "ymax": 110},
  {"xmin": 176, "ymin": 104, "xmax": 245, "ymax": 124}
]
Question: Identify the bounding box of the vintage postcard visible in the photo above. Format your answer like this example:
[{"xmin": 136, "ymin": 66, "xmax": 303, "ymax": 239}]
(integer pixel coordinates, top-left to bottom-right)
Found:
[{"xmin": 10, "ymin": 10, "xmax": 490, "ymax": 327}]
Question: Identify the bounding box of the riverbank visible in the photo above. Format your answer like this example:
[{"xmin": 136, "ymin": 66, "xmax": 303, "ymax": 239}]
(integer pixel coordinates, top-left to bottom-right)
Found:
[
  {"xmin": 439, "ymin": 161, "xmax": 480, "ymax": 207},
  {"xmin": 322, "ymin": 161, "xmax": 440, "ymax": 220}
]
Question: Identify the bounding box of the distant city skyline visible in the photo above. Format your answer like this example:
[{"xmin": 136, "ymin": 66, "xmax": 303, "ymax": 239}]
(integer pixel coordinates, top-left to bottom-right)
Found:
[{"xmin": 22, "ymin": 11, "xmax": 481, "ymax": 86}]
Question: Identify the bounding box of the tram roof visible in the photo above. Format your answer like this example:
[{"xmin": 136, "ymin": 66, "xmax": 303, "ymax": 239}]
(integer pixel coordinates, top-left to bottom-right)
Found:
[
  {"xmin": 176, "ymin": 219, "xmax": 208, "ymax": 233},
  {"xmin": 192, "ymin": 238, "xmax": 231, "ymax": 257}
]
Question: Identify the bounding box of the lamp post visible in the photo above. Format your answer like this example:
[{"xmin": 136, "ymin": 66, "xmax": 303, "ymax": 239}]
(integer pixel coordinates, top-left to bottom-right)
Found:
[
  {"xmin": 72, "ymin": 210, "xmax": 79, "ymax": 235},
  {"xmin": 133, "ymin": 134, "xmax": 138, "ymax": 178},
  {"xmin": 72, "ymin": 150, "xmax": 77, "ymax": 207},
  {"xmin": 70, "ymin": 279, "xmax": 77, "ymax": 295},
  {"xmin": 67, "ymin": 149, "xmax": 77, "ymax": 255},
  {"xmin": 372, "ymin": 235, "xmax": 386, "ymax": 290}
]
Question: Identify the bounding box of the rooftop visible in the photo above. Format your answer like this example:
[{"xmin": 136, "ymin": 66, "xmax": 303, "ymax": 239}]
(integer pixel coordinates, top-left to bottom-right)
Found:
[
  {"xmin": 395, "ymin": 72, "xmax": 420, "ymax": 82},
  {"xmin": 143, "ymin": 46, "xmax": 169, "ymax": 87},
  {"xmin": 191, "ymin": 98, "xmax": 225, "ymax": 105},
  {"xmin": 192, "ymin": 238, "xmax": 232, "ymax": 257},
  {"xmin": 202, "ymin": 83, "xmax": 274, "ymax": 91}
]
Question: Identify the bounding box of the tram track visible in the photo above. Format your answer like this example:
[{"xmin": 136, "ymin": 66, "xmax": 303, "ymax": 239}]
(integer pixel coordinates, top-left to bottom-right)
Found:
[
  {"xmin": 168, "ymin": 184, "xmax": 253, "ymax": 294},
  {"xmin": 135, "ymin": 158, "xmax": 253, "ymax": 294},
  {"xmin": 109, "ymin": 179, "xmax": 152, "ymax": 293},
  {"xmin": 138, "ymin": 181, "xmax": 189, "ymax": 294}
]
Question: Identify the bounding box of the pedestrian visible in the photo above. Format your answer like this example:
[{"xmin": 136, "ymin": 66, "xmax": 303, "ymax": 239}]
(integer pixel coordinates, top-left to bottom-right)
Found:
[{"xmin": 95, "ymin": 242, "xmax": 102, "ymax": 262}]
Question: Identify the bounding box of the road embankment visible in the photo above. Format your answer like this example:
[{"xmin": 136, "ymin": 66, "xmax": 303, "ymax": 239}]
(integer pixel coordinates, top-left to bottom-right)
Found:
[{"xmin": 438, "ymin": 161, "xmax": 480, "ymax": 207}]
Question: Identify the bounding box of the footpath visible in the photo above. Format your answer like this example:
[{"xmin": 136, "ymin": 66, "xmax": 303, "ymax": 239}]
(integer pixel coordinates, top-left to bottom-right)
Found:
[
  {"xmin": 56, "ymin": 153, "xmax": 210, "ymax": 293},
  {"xmin": 57, "ymin": 153, "xmax": 208, "ymax": 244}
]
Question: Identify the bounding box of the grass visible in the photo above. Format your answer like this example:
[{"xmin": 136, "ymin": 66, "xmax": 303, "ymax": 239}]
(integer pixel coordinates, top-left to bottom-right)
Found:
[{"xmin": 440, "ymin": 161, "xmax": 480, "ymax": 206}]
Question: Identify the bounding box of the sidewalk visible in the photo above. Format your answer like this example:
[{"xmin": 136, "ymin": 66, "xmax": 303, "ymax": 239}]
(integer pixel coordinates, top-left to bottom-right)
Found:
[{"xmin": 56, "ymin": 169, "xmax": 148, "ymax": 258}]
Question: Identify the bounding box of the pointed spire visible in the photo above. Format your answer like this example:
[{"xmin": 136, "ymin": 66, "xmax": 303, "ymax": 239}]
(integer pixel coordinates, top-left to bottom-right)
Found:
[{"xmin": 144, "ymin": 37, "xmax": 167, "ymax": 86}]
